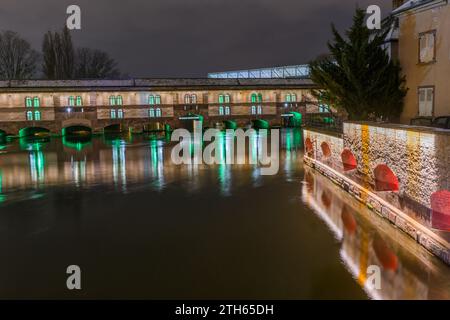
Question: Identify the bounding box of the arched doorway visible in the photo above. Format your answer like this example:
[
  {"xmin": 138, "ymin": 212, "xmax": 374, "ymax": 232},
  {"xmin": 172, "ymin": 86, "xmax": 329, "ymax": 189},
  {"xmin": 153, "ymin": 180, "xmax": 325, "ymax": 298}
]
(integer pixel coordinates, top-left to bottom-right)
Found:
[{"xmin": 373, "ymin": 164, "xmax": 399, "ymax": 192}]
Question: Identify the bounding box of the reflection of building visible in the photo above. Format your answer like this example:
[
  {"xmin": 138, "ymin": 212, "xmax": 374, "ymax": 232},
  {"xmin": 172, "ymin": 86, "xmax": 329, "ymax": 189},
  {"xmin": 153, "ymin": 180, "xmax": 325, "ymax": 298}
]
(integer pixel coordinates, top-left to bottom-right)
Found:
[
  {"xmin": 389, "ymin": 0, "xmax": 450, "ymax": 123},
  {"xmin": 302, "ymin": 167, "xmax": 450, "ymax": 300}
]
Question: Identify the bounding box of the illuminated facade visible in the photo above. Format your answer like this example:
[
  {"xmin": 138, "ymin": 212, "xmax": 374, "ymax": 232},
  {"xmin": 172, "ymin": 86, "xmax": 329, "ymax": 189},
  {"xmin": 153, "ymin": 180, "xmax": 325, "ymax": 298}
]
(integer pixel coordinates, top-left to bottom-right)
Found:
[
  {"xmin": 390, "ymin": 0, "xmax": 450, "ymax": 123},
  {"xmin": 0, "ymin": 79, "xmax": 318, "ymax": 135}
]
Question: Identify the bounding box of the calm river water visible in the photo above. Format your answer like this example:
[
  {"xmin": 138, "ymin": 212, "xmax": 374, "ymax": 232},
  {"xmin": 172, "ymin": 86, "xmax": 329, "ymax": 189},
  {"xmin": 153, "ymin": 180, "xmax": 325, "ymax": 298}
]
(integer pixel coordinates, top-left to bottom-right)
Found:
[{"xmin": 0, "ymin": 129, "xmax": 448, "ymax": 299}]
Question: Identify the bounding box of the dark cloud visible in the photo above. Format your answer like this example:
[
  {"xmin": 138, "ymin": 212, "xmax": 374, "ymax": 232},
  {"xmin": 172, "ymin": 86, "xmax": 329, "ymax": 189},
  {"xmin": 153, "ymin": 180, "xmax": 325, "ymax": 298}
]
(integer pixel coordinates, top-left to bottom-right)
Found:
[{"xmin": 0, "ymin": 0, "xmax": 391, "ymax": 77}]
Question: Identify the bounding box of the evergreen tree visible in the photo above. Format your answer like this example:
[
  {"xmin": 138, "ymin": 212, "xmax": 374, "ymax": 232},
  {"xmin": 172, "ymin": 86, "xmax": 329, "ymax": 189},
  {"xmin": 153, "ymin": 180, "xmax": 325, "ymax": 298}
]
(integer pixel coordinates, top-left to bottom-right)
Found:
[{"xmin": 310, "ymin": 8, "xmax": 407, "ymax": 121}]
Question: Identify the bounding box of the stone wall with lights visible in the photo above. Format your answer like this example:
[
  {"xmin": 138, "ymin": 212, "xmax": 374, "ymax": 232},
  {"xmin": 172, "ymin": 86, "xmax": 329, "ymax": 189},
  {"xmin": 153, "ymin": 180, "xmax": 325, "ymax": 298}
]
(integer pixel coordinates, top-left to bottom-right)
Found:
[
  {"xmin": 304, "ymin": 123, "xmax": 450, "ymax": 265},
  {"xmin": 343, "ymin": 122, "xmax": 450, "ymax": 210}
]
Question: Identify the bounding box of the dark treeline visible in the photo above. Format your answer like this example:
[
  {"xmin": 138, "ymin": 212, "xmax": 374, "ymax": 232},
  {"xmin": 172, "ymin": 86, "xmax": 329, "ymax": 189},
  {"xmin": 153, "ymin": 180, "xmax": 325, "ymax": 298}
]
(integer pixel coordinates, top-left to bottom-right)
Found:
[{"xmin": 0, "ymin": 26, "xmax": 121, "ymax": 80}]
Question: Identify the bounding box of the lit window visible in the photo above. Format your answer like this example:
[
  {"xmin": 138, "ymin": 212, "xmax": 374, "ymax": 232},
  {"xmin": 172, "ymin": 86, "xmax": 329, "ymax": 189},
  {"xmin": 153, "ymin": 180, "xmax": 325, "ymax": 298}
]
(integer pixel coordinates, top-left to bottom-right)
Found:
[
  {"xmin": 68, "ymin": 96, "xmax": 75, "ymax": 106},
  {"xmin": 418, "ymin": 87, "xmax": 434, "ymax": 117},
  {"xmin": 76, "ymin": 96, "xmax": 82, "ymax": 106},
  {"xmin": 251, "ymin": 93, "xmax": 257, "ymax": 103},
  {"xmin": 218, "ymin": 95, "xmax": 224, "ymax": 104},
  {"xmin": 117, "ymin": 96, "xmax": 123, "ymax": 106},
  {"xmin": 219, "ymin": 106, "xmax": 224, "ymax": 115},
  {"xmin": 149, "ymin": 108, "xmax": 155, "ymax": 118},
  {"xmin": 191, "ymin": 94, "xmax": 197, "ymax": 104},
  {"xmin": 33, "ymin": 97, "xmax": 40, "ymax": 107},
  {"xmin": 25, "ymin": 97, "xmax": 33, "ymax": 107},
  {"xmin": 26, "ymin": 111, "xmax": 33, "ymax": 120},
  {"xmin": 225, "ymin": 106, "xmax": 230, "ymax": 115},
  {"xmin": 156, "ymin": 108, "xmax": 162, "ymax": 117},
  {"xmin": 286, "ymin": 94, "xmax": 291, "ymax": 103},
  {"xmin": 251, "ymin": 106, "xmax": 256, "ymax": 115},
  {"xmin": 34, "ymin": 111, "xmax": 41, "ymax": 121},
  {"xmin": 257, "ymin": 93, "xmax": 263, "ymax": 103},
  {"xmin": 110, "ymin": 109, "xmax": 116, "ymax": 119},
  {"xmin": 149, "ymin": 95, "xmax": 155, "ymax": 105},
  {"xmin": 109, "ymin": 96, "xmax": 116, "ymax": 106},
  {"xmin": 291, "ymin": 94, "xmax": 297, "ymax": 102},
  {"xmin": 419, "ymin": 31, "xmax": 436, "ymax": 64},
  {"xmin": 117, "ymin": 109, "xmax": 124, "ymax": 119},
  {"xmin": 224, "ymin": 95, "xmax": 230, "ymax": 104},
  {"xmin": 184, "ymin": 94, "xmax": 191, "ymax": 104},
  {"xmin": 257, "ymin": 106, "xmax": 262, "ymax": 114},
  {"xmin": 155, "ymin": 95, "xmax": 161, "ymax": 105}
]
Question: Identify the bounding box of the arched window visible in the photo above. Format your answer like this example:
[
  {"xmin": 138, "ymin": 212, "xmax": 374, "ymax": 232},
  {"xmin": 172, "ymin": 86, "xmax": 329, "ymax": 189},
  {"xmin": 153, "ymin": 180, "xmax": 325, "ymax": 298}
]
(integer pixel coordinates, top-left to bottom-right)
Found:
[
  {"xmin": 110, "ymin": 109, "xmax": 116, "ymax": 119},
  {"xmin": 257, "ymin": 106, "xmax": 262, "ymax": 114},
  {"xmin": 225, "ymin": 106, "xmax": 231, "ymax": 115},
  {"xmin": 286, "ymin": 94, "xmax": 291, "ymax": 103},
  {"xmin": 341, "ymin": 149, "xmax": 357, "ymax": 171},
  {"xmin": 34, "ymin": 111, "xmax": 41, "ymax": 121},
  {"xmin": 305, "ymin": 138, "xmax": 314, "ymax": 154},
  {"xmin": 149, "ymin": 108, "xmax": 155, "ymax": 118},
  {"xmin": 25, "ymin": 97, "xmax": 33, "ymax": 107},
  {"xmin": 224, "ymin": 94, "xmax": 230, "ymax": 103},
  {"xmin": 257, "ymin": 93, "xmax": 263, "ymax": 103},
  {"xmin": 149, "ymin": 95, "xmax": 155, "ymax": 105},
  {"xmin": 184, "ymin": 94, "xmax": 191, "ymax": 104},
  {"xmin": 155, "ymin": 108, "xmax": 162, "ymax": 117},
  {"xmin": 218, "ymin": 95, "xmax": 224, "ymax": 104},
  {"xmin": 26, "ymin": 111, "xmax": 33, "ymax": 121},
  {"xmin": 251, "ymin": 105, "xmax": 256, "ymax": 115},
  {"xmin": 155, "ymin": 95, "xmax": 161, "ymax": 105},
  {"xmin": 117, "ymin": 109, "xmax": 124, "ymax": 119},
  {"xmin": 321, "ymin": 142, "xmax": 331, "ymax": 158},
  {"xmin": 373, "ymin": 164, "xmax": 399, "ymax": 192},
  {"xmin": 33, "ymin": 97, "xmax": 40, "ymax": 107},
  {"xmin": 219, "ymin": 106, "xmax": 224, "ymax": 115},
  {"xmin": 251, "ymin": 93, "xmax": 257, "ymax": 103},
  {"xmin": 117, "ymin": 96, "xmax": 123, "ymax": 106},
  {"xmin": 76, "ymin": 96, "xmax": 83, "ymax": 106},
  {"xmin": 191, "ymin": 94, "xmax": 197, "ymax": 104},
  {"xmin": 68, "ymin": 96, "xmax": 75, "ymax": 106},
  {"xmin": 109, "ymin": 96, "xmax": 116, "ymax": 106}
]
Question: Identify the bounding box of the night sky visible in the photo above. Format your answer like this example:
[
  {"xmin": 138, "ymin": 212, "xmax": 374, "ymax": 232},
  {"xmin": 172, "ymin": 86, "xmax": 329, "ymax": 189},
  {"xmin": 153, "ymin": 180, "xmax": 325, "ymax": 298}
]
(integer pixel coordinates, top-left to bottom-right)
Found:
[{"xmin": 0, "ymin": 0, "xmax": 391, "ymax": 78}]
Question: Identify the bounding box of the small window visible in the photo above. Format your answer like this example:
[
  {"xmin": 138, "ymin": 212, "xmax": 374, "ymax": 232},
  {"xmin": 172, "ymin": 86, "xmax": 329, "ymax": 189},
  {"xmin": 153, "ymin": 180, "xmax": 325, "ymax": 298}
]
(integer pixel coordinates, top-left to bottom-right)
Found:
[
  {"xmin": 251, "ymin": 106, "xmax": 256, "ymax": 115},
  {"xmin": 110, "ymin": 109, "xmax": 116, "ymax": 119},
  {"xmin": 225, "ymin": 106, "xmax": 230, "ymax": 115},
  {"xmin": 117, "ymin": 109, "xmax": 124, "ymax": 119},
  {"xmin": 33, "ymin": 97, "xmax": 40, "ymax": 107},
  {"xmin": 25, "ymin": 97, "xmax": 33, "ymax": 107},
  {"xmin": 26, "ymin": 111, "xmax": 33, "ymax": 120},
  {"xmin": 218, "ymin": 95, "xmax": 224, "ymax": 104},
  {"xmin": 155, "ymin": 108, "xmax": 162, "ymax": 117},
  {"xmin": 291, "ymin": 94, "xmax": 297, "ymax": 102},
  {"xmin": 251, "ymin": 93, "xmax": 257, "ymax": 103},
  {"xmin": 117, "ymin": 96, "xmax": 123, "ymax": 106},
  {"xmin": 286, "ymin": 94, "xmax": 291, "ymax": 103},
  {"xmin": 149, "ymin": 95, "xmax": 155, "ymax": 105},
  {"xmin": 419, "ymin": 31, "xmax": 436, "ymax": 64},
  {"xmin": 224, "ymin": 95, "xmax": 230, "ymax": 104},
  {"xmin": 149, "ymin": 108, "xmax": 155, "ymax": 118},
  {"xmin": 76, "ymin": 96, "xmax": 82, "ymax": 106},
  {"xmin": 68, "ymin": 96, "xmax": 75, "ymax": 106},
  {"xmin": 219, "ymin": 106, "xmax": 224, "ymax": 115},
  {"xmin": 155, "ymin": 95, "xmax": 161, "ymax": 105},
  {"xmin": 185, "ymin": 94, "xmax": 191, "ymax": 104},
  {"xmin": 191, "ymin": 94, "xmax": 197, "ymax": 104},
  {"xmin": 418, "ymin": 87, "xmax": 434, "ymax": 117},
  {"xmin": 257, "ymin": 106, "xmax": 262, "ymax": 114},
  {"xmin": 34, "ymin": 111, "xmax": 41, "ymax": 121},
  {"xmin": 109, "ymin": 96, "xmax": 116, "ymax": 106}
]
